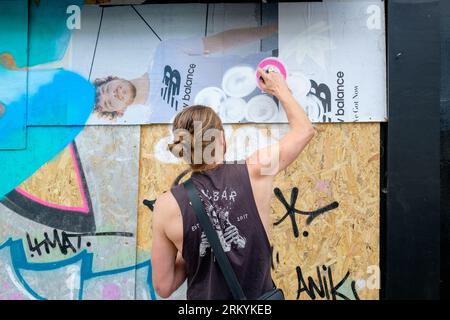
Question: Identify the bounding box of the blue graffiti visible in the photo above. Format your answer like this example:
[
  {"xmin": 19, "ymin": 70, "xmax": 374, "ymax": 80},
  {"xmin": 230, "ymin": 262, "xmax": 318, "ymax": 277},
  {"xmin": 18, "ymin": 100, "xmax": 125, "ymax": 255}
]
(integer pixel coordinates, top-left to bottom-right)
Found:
[
  {"xmin": 0, "ymin": 0, "xmax": 150, "ymax": 301},
  {"xmin": 0, "ymin": 238, "xmax": 156, "ymax": 300},
  {"xmin": 0, "ymin": 65, "xmax": 27, "ymax": 150},
  {"xmin": 0, "ymin": 0, "xmax": 93, "ymax": 195},
  {"xmin": 0, "ymin": 1, "xmax": 28, "ymax": 68},
  {"xmin": 0, "ymin": 69, "xmax": 95, "ymax": 199}
]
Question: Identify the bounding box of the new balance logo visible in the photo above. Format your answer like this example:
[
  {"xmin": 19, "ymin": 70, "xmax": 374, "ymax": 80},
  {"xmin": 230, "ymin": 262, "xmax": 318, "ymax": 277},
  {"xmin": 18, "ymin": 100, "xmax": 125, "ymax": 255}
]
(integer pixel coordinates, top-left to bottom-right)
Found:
[
  {"xmin": 161, "ymin": 65, "xmax": 181, "ymax": 110},
  {"xmin": 309, "ymin": 80, "xmax": 333, "ymax": 122}
]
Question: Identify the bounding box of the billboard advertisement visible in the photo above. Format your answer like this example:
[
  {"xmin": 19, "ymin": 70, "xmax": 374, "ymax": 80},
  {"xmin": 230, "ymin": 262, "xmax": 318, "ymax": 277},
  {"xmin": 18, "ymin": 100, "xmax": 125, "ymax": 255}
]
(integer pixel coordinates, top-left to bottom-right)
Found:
[{"xmin": 17, "ymin": 1, "xmax": 387, "ymax": 125}]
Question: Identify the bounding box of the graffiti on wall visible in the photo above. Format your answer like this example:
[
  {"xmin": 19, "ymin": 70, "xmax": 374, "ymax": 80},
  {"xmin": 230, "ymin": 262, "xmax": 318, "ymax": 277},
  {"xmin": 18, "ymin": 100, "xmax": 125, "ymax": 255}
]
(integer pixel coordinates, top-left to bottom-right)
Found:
[
  {"xmin": 1, "ymin": 143, "xmax": 95, "ymax": 233},
  {"xmin": 0, "ymin": 124, "xmax": 152, "ymax": 300},
  {"xmin": 0, "ymin": 1, "xmax": 380, "ymax": 300},
  {"xmin": 273, "ymin": 187, "xmax": 339, "ymax": 237},
  {"xmin": 0, "ymin": 0, "xmax": 152, "ymax": 300},
  {"xmin": 138, "ymin": 120, "xmax": 379, "ymax": 300}
]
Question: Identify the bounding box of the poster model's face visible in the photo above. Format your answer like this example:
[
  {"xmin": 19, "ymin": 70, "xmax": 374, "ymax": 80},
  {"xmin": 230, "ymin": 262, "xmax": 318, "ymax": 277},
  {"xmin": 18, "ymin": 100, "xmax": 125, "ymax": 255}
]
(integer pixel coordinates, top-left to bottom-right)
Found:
[{"xmin": 94, "ymin": 78, "xmax": 137, "ymax": 119}]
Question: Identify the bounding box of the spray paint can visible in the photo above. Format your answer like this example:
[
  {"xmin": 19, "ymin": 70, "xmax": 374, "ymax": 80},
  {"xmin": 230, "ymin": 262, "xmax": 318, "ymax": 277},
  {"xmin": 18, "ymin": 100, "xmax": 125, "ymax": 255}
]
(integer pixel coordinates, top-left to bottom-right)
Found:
[{"xmin": 256, "ymin": 57, "xmax": 287, "ymax": 89}]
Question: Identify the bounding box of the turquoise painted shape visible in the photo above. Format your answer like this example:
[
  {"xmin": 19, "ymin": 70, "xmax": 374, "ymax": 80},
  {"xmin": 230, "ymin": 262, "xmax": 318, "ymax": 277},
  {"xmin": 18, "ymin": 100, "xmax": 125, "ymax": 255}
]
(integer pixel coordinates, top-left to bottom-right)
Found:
[
  {"xmin": 29, "ymin": 0, "xmax": 85, "ymax": 67},
  {"xmin": 0, "ymin": 0, "xmax": 86, "ymax": 148},
  {"xmin": 27, "ymin": 68, "xmax": 96, "ymax": 125},
  {"xmin": 0, "ymin": 0, "xmax": 28, "ymax": 68},
  {"xmin": 0, "ymin": 66, "xmax": 28, "ymax": 150},
  {"xmin": 0, "ymin": 0, "xmax": 84, "ymax": 68},
  {"xmin": 0, "ymin": 1, "xmax": 28, "ymax": 149},
  {"xmin": 0, "ymin": 69, "xmax": 94, "ymax": 200}
]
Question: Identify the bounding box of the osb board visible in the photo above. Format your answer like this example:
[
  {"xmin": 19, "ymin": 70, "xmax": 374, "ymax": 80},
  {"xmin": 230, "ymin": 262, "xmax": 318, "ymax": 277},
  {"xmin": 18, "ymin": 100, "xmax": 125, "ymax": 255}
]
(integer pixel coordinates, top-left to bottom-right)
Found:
[
  {"xmin": 0, "ymin": 126, "xmax": 140, "ymax": 299},
  {"xmin": 137, "ymin": 123, "xmax": 380, "ymax": 300},
  {"xmin": 18, "ymin": 146, "xmax": 82, "ymax": 208}
]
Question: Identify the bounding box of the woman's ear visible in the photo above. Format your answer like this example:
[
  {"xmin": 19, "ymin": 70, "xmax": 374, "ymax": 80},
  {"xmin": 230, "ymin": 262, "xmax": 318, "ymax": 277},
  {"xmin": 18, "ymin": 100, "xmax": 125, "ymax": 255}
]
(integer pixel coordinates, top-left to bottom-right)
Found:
[{"xmin": 222, "ymin": 130, "xmax": 227, "ymax": 155}]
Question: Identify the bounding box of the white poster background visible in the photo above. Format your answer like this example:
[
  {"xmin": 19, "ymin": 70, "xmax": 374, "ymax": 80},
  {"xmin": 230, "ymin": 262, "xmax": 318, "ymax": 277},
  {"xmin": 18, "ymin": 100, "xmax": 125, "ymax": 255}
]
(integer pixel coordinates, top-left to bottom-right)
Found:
[
  {"xmin": 69, "ymin": 1, "xmax": 386, "ymax": 125},
  {"xmin": 279, "ymin": 0, "xmax": 387, "ymax": 122}
]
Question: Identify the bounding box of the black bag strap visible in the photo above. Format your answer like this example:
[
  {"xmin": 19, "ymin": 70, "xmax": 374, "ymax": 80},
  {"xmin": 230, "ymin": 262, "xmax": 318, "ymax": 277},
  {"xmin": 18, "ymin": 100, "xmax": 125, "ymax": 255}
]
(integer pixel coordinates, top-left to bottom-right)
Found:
[{"xmin": 184, "ymin": 178, "xmax": 246, "ymax": 300}]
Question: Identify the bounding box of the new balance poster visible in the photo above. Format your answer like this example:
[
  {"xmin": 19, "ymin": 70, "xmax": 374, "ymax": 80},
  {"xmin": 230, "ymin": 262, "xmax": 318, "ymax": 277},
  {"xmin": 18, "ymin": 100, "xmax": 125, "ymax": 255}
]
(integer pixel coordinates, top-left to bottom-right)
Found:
[{"xmin": 65, "ymin": 1, "xmax": 386, "ymax": 124}]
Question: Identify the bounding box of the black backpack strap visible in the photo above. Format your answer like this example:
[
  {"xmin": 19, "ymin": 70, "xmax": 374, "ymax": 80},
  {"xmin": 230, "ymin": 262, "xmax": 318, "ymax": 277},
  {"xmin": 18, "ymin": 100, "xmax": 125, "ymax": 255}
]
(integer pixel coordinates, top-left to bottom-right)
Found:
[{"xmin": 184, "ymin": 178, "xmax": 246, "ymax": 300}]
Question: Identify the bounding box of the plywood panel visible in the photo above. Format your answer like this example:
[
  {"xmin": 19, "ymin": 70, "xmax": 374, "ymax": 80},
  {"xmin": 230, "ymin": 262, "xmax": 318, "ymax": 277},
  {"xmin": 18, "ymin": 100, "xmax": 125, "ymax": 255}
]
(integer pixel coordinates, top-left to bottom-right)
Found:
[
  {"xmin": 0, "ymin": 0, "xmax": 28, "ymax": 150},
  {"xmin": 137, "ymin": 122, "xmax": 380, "ymax": 300},
  {"xmin": 0, "ymin": 126, "xmax": 141, "ymax": 300},
  {"xmin": 18, "ymin": 146, "xmax": 82, "ymax": 208}
]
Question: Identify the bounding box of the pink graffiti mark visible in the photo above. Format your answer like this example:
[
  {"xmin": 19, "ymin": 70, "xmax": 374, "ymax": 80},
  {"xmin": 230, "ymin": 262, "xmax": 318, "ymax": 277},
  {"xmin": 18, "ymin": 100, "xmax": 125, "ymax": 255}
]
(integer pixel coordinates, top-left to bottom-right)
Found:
[
  {"xmin": 14, "ymin": 144, "xmax": 89, "ymax": 214},
  {"xmin": 315, "ymin": 180, "xmax": 331, "ymax": 193},
  {"xmin": 102, "ymin": 283, "xmax": 121, "ymax": 300},
  {"xmin": 1, "ymin": 282, "xmax": 11, "ymax": 290},
  {"xmin": 7, "ymin": 293, "xmax": 24, "ymax": 300}
]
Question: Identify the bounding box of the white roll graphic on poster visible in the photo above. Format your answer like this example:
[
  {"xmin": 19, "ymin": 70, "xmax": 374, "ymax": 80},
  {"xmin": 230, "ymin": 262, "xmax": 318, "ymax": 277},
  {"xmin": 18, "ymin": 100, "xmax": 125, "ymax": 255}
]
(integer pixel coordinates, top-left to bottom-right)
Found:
[
  {"xmin": 194, "ymin": 87, "xmax": 227, "ymax": 112},
  {"xmin": 219, "ymin": 97, "xmax": 246, "ymax": 123},
  {"xmin": 287, "ymin": 72, "xmax": 311, "ymax": 99},
  {"xmin": 222, "ymin": 65, "xmax": 256, "ymax": 98},
  {"xmin": 246, "ymin": 95, "xmax": 279, "ymax": 122},
  {"xmin": 297, "ymin": 94, "xmax": 323, "ymax": 123}
]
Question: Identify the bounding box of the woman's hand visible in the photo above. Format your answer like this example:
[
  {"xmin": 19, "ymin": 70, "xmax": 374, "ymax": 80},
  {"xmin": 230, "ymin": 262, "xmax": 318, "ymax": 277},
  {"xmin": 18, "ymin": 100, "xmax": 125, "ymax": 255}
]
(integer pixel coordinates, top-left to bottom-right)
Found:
[{"xmin": 257, "ymin": 67, "xmax": 291, "ymax": 99}]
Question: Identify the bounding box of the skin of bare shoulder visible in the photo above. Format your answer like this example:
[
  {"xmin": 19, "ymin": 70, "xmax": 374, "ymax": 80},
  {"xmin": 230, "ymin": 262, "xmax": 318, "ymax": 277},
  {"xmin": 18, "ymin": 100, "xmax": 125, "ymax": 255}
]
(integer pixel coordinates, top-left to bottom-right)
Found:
[
  {"xmin": 153, "ymin": 190, "xmax": 184, "ymax": 254},
  {"xmin": 245, "ymin": 161, "xmax": 275, "ymax": 239}
]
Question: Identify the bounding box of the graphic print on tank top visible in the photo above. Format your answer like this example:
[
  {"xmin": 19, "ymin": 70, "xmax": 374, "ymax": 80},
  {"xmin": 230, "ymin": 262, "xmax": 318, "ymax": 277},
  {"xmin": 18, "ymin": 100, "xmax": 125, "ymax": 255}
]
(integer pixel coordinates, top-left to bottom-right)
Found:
[{"xmin": 197, "ymin": 187, "xmax": 247, "ymax": 257}]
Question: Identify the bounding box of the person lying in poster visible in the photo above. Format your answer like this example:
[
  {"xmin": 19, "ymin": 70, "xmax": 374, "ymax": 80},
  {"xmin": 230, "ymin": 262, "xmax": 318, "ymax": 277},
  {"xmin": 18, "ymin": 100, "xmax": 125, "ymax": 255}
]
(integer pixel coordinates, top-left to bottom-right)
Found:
[{"xmin": 92, "ymin": 24, "xmax": 280, "ymax": 123}]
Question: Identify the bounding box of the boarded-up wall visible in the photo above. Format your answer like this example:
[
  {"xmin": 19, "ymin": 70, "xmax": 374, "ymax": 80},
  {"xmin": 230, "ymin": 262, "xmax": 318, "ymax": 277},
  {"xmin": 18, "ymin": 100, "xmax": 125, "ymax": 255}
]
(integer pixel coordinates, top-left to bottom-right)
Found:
[
  {"xmin": 0, "ymin": 123, "xmax": 379, "ymax": 300},
  {"xmin": 0, "ymin": 0, "xmax": 381, "ymax": 300},
  {"xmin": 137, "ymin": 122, "xmax": 380, "ymax": 300}
]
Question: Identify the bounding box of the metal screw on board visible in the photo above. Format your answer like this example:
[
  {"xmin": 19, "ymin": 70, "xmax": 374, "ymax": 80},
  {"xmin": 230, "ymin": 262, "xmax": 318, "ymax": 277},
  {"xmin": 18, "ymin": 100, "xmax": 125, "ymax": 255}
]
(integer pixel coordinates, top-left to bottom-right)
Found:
[{"xmin": 395, "ymin": 52, "xmax": 403, "ymax": 60}]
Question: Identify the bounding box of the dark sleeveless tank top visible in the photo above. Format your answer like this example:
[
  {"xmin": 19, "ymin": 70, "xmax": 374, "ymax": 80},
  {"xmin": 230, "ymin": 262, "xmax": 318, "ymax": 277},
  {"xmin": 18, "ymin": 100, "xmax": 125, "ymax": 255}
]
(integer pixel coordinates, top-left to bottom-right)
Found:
[{"xmin": 170, "ymin": 162, "xmax": 273, "ymax": 300}]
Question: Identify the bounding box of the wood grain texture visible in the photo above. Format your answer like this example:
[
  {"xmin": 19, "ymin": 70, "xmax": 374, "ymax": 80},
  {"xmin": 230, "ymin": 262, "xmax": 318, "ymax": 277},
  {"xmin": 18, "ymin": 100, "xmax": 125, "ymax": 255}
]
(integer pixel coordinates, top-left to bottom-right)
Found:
[
  {"xmin": 137, "ymin": 122, "xmax": 380, "ymax": 300},
  {"xmin": 18, "ymin": 146, "xmax": 82, "ymax": 208}
]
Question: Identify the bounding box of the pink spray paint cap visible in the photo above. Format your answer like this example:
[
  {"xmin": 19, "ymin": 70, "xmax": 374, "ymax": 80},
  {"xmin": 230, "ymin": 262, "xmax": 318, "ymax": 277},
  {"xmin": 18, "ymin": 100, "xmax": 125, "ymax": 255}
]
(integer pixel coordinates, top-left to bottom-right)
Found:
[{"xmin": 256, "ymin": 57, "xmax": 287, "ymax": 89}]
